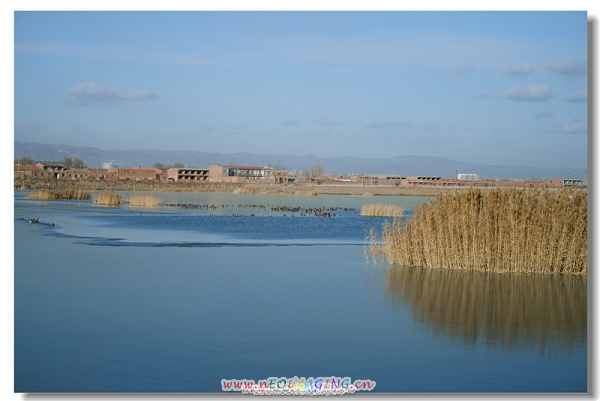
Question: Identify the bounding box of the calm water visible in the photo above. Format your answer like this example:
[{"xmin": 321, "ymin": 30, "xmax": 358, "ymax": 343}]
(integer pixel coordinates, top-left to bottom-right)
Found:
[{"xmin": 14, "ymin": 191, "xmax": 587, "ymax": 393}]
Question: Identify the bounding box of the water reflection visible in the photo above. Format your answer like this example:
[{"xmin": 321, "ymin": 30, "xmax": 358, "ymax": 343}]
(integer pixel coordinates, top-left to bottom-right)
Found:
[{"xmin": 384, "ymin": 265, "xmax": 587, "ymax": 354}]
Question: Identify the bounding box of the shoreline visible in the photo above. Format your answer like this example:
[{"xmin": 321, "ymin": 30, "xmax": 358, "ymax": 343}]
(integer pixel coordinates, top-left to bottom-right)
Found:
[{"xmin": 15, "ymin": 179, "xmax": 577, "ymax": 198}]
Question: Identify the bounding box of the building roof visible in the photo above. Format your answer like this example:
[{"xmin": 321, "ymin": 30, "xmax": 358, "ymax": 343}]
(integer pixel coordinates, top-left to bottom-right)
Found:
[
  {"xmin": 14, "ymin": 164, "xmax": 42, "ymax": 171},
  {"xmin": 167, "ymin": 167, "xmax": 209, "ymax": 171},
  {"xmin": 219, "ymin": 165, "xmax": 273, "ymax": 170}
]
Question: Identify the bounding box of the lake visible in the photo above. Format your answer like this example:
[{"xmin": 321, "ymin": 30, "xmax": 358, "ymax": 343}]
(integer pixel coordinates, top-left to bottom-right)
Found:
[{"xmin": 14, "ymin": 190, "xmax": 587, "ymax": 393}]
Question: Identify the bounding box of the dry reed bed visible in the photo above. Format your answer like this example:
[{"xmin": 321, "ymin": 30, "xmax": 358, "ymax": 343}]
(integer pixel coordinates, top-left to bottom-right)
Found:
[
  {"xmin": 369, "ymin": 188, "xmax": 587, "ymax": 275},
  {"xmin": 294, "ymin": 190, "xmax": 318, "ymax": 196},
  {"xmin": 231, "ymin": 187, "xmax": 288, "ymax": 195},
  {"xmin": 232, "ymin": 187, "xmax": 318, "ymax": 196},
  {"xmin": 128, "ymin": 194, "xmax": 162, "ymax": 208},
  {"xmin": 257, "ymin": 189, "xmax": 288, "ymax": 195},
  {"xmin": 384, "ymin": 265, "xmax": 586, "ymax": 350},
  {"xmin": 27, "ymin": 188, "xmax": 91, "ymax": 200},
  {"xmin": 93, "ymin": 190, "xmax": 123, "ymax": 205},
  {"xmin": 361, "ymin": 203, "xmax": 405, "ymax": 217},
  {"xmin": 232, "ymin": 187, "xmax": 256, "ymax": 194}
]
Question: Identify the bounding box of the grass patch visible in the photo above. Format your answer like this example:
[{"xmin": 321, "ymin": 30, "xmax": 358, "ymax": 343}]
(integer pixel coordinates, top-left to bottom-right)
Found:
[
  {"xmin": 232, "ymin": 187, "xmax": 256, "ymax": 194},
  {"xmin": 258, "ymin": 189, "xmax": 288, "ymax": 195},
  {"xmin": 129, "ymin": 194, "xmax": 162, "ymax": 208},
  {"xmin": 294, "ymin": 190, "xmax": 318, "ymax": 196},
  {"xmin": 27, "ymin": 188, "xmax": 91, "ymax": 200},
  {"xmin": 361, "ymin": 203, "xmax": 405, "ymax": 217},
  {"xmin": 93, "ymin": 190, "xmax": 123, "ymax": 205},
  {"xmin": 368, "ymin": 188, "xmax": 587, "ymax": 275}
]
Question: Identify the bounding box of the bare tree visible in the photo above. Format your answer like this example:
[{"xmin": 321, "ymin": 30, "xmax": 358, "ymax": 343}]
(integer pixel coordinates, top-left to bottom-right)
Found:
[
  {"xmin": 15, "ymin": 154, "xmax": 33, "ymax": 165},
  {"xmin": 299, "ymin": 168, "xmax": 310, "ymax": 179},
  {"xmin": 154, "ymin": 162, "xmax": 184, "ymax": 169},
  {"xmin": 72, "ymin": 158, "xmax": 86, "ymax": 169},
  {"xmin": 310, "ymin": 165, "xmax": 325, "ymax": 178},
  {"xmin": 269, "ymin": 161, "xmax": 287, "ymax": 171}
]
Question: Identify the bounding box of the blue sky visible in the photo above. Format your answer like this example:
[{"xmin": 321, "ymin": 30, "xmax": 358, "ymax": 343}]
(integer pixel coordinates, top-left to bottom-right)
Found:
[{"xmin": 13, "ymin": 10, "xmax": 588, "ymax": 169}]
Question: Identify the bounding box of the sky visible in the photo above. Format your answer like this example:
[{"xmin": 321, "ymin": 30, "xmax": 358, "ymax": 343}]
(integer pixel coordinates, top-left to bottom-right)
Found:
[{"xmin": 13, "ymin": 9, "xmax": 590, "ymax": 169}]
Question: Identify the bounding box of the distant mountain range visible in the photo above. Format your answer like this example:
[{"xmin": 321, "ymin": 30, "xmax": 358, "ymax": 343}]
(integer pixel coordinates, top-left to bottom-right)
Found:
[{"xmin": 14, "ymin": 141, "xmax": 585, "ymax": 180}]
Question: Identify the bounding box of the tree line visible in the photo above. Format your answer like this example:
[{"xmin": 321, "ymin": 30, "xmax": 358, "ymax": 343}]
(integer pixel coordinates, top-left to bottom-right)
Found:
[
  {"xmin": 263, "ymin": 162, "xmax": 327, "ymax": 179},
  {"xmin": 299, "ymin": 165, "xmax": 325, "ymax": 179},
  {"xmin": 15, "ymin": 155, "xmax": 86, "ymax": 169}
]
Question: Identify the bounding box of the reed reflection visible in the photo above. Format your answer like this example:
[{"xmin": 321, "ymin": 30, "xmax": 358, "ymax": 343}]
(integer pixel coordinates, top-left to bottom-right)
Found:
[{"xmin": 384, "ymin": 265, "xmax": 586, "ymax": 353}]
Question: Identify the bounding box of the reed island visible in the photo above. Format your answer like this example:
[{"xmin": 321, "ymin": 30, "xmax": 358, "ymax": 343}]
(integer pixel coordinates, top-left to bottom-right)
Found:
[{"xmin": 368, "ymin": 187, "xmax": 587, "ymax": 275}]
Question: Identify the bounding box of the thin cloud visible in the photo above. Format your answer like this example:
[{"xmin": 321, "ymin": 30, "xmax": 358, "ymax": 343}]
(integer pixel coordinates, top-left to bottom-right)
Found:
[
  {"xmin": 16, "ymin": 41, "xmax": 214, "ymax": 66},
  {"xmin": 547, "ymin": 59, "xmax": 586, "ymax": 78},
  {"xmin": 281, "ymin": 119, "xmax": 301, "ymax": 126},
  {"xmin": 313, "ymin": 117, "xmax": 346, "ymax": 127},
  {"xmin": 473, "ymin": 92, "xmax": 490, "ymax": 99},
  {"xmin": 236, "ymin": 31, "xmax": 539, "ymax": 70},
  {"xmin": 66, "ymin": 81, "xmax": 159, "ymax": 105},
  {"xmin": 364, "ymin": 121, "xmax": 399, "ymax": 129},
  {"xmin": 564, "ymin": 89, "xmax": 587, "ymax": 103},
  {"xmin": 549, "ymin": 122, "xmax": 587, "ymax": 134},
  {"xmin": 499, "ymin": 63, "xmax": 541, "ymax": 78},
  {"xmin": 48, "ymin": 124, "xmax": 73, "ymax": 135},
  {"xmin": 450, "ymin": 65, "xmax": 473, "ymax": 78},
  {"xmin": 533, "ymin": 111, "xmax": 553, "ymax": 119},
  {"xmin": 409, "ymin": 130, "xmax": 476, "ymax": 146},
  {"xmin": 291, "ymin": 129, "xmax": 356, "ymax": 139},
  {"xmin": 226, "ymin": 124, "xmax": 248, "ymax": 130},
  {"xmin": 494, "ymin": 84, "xmax": 554, "ymax": 102}
]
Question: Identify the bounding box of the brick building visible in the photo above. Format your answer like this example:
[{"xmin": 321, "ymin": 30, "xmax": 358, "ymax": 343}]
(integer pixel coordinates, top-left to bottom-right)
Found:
[{"xmin": 167, "ymin": 168, "xmax": 209, "ymax": 182}]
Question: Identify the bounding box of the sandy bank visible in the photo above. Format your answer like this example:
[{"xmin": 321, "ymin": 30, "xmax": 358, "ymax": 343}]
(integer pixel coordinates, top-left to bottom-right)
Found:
[{"xmin": 15, "ymin": 179, "xmax": 500, "ymax": 197}]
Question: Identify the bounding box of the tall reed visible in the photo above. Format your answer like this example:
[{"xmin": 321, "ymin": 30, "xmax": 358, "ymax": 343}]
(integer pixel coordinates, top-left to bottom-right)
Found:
[
  {"xmin": 129, "ymin": 194, "xmax": 162, "ymax": 208},
  {"xmin": 93, "ymin": 190, "xmax": 122, "ymax": 205},
  {"xmin": 27, "ymin": 188, "xmax": 91, "ymax": 200},
  {"xmin": 361, "ymin": 203, "xmax": 405, "ymax": 217},
  {"xmin": 369, "ymin": 188, "xmax": 587, "ymax": 275}
]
